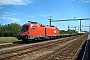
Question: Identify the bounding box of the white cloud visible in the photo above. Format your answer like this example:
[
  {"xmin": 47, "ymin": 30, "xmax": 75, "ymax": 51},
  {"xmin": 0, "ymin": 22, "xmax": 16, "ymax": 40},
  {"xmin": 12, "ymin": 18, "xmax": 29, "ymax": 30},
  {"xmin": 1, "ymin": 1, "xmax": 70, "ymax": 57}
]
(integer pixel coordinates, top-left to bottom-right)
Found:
[
  {"xmin": 82, "ymin": 0, "xmax": 90, "ymax": 3},
  {"xmin": 0, "ymin": 0, "xmax": 33, "ymax": 5},
  {"xmin": 7, "ymin": 17, "xmax": 21, "ymax": 22},
  {"xmin": 1, "ymin": 12, "xmax": 21, "ymax": 22},
  {"xmin": 3, "ymin": 12, "xmax": 15, "ymax": 17},
  {"xmin": 2, "ymin": 17, "xmax": 21, "ymax": 22},
  {"xmin": 2, "ymin": 16, "xmax": 7, "ymax": 19}
]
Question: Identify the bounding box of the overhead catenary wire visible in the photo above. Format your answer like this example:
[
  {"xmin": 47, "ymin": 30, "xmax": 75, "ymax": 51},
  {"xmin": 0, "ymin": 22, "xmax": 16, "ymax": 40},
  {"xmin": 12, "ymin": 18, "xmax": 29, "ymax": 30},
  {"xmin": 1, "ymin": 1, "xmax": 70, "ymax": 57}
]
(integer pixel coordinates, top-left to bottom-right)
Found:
[
  {"xmin": 42, "ymin": 0, "xmax": 67, "ymax": 18},
  {"xmin": 0, "ymin": 4, "xmax": 47, "ymax": 25},
  {"xmin": 0, "ymin": 2, "xmax": 48, "ymax": 21},
  {"xmin": 11, "ymin": 0, "xmax": 48, "ymax": 19},
  {"xmin": 1, "ymin": 0, "xmax": 67, "ymax": 19},
  {"xmin": 0, "ymin": 3, "xmax": 32, "ymax": 20},
  {"xmin": 76, "ymin": 0, "xmax": 83, "ymax": 18},
  {"xmin": 30, "ymin": 0, "xmax": 65, "ymax": 19},
  {"xmin": 0, "ymin": 3, "xmax": 33, "ymax": 15},
  {"xmin": 76, "ymin": 0, "xmax": 88, "ymax": 24},
  {"xmin": 11, "ymin": 0, "xmax": 65, "ymax": 20},
  {"xmin": 71, "ymin": 0, "xmax": 82, "ymax": 18}
]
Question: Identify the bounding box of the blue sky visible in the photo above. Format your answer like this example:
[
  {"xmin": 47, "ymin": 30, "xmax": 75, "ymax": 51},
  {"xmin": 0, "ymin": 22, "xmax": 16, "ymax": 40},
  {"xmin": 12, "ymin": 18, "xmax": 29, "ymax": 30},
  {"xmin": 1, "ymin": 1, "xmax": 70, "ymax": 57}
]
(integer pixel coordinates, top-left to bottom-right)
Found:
[{"xmin": 0, "ymin": 0, "xmax": 90, "ymax": 31}]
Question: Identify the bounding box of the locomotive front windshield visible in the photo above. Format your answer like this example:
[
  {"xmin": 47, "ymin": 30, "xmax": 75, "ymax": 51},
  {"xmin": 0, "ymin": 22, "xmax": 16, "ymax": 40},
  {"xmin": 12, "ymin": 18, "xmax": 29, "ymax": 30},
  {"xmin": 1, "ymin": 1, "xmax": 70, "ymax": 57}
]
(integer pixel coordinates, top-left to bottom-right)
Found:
[{"xmin": 21, "ymin": 25, "xmax": 29, "ymax": 31}]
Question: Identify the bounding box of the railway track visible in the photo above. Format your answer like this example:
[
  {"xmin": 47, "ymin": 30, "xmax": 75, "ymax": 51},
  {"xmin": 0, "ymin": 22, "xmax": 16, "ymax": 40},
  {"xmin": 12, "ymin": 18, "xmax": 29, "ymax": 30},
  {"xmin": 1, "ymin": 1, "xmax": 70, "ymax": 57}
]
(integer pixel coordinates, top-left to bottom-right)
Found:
[
  {"xmin": 36, "ymin": 34, "xmax": 88, "ymax": 60},
  {"xmin": 0, "ymin": 40, "xmax": 24, "ymax": 49},
  {"xmin": 0, "ymin": 34, "xmax": 87, "ymax": 60},
  {"xmin": 0, "ymin": 34, "xmax": 78, "ymax": 49},
  {"xmin": 0, "ymin": 44, "xmax": 23, "ymax": 49},
  {"xmin": 0, "ymin": 35, "xmax": 78, "ymax": 52},
  {"xmin": 0, "ymin": 36, "xmax": 70, "ymax": 49}
]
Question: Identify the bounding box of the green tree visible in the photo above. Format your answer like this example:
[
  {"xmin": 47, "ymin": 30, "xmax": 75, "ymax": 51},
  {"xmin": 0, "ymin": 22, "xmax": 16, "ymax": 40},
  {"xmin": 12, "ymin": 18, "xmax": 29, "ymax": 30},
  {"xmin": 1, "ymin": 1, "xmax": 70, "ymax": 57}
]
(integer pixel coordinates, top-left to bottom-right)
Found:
[
  {"xmin": 0, "ymin": 23, "xmax": 21, "ymax": 37},
  {"xmin": 7, "ymin": 23, "xmax": 21, "ymax": 37},
  {"xmin": 60, "ymin": 30, "xmax": 76, "ymax": 34},
  {"xmin": 0, "ymin": 23, "xmax": 3, "ymax": 36},
  {"xmin": 60, "ymin": 30, "xmax": 68, "ymax": 34}
]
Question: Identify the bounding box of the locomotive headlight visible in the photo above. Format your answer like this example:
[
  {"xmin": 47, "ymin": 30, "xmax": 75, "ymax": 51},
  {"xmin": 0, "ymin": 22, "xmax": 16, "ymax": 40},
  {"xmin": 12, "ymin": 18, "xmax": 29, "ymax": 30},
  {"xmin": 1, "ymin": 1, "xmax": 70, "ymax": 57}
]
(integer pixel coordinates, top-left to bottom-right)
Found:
[{"xmin": 54, "ymin": 30, "xmax": 56, "ymax": 33}]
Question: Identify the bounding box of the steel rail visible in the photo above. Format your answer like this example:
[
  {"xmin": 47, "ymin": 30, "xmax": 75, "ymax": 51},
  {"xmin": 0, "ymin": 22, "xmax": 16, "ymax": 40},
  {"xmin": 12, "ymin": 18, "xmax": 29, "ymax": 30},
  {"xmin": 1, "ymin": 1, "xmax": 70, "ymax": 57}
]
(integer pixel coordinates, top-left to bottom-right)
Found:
[
  {"xmin": 72, "ymin": 37, "xmax": 86, "ymax": 60},
  {"xmin": 45, "ymin": 35, "xmax": 84, "ymax": 60},
  {"xmin": 82, "ymin": 40, "xmax": 88, "ymax": 60}
]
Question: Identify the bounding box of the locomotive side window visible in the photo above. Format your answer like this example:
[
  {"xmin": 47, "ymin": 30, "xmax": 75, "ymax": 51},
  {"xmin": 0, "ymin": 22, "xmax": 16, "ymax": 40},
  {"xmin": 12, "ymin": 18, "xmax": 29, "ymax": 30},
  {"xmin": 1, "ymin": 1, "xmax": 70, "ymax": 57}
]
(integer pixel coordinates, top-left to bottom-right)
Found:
[
  {"xmin": 31, "ymin": 26, "xmax": 35, "ymax": 30},
  {"xmin": 21, "ymin": 26, "xmax": 29, "ymax": 31}
]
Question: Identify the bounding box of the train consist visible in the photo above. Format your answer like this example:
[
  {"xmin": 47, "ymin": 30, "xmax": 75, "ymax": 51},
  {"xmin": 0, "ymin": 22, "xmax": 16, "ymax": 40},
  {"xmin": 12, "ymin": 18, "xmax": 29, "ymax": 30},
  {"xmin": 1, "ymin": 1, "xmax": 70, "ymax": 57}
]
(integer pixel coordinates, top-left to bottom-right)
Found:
[{"xmin": 17, "ymin": 21, "xmax": 79, "ymax": 42}]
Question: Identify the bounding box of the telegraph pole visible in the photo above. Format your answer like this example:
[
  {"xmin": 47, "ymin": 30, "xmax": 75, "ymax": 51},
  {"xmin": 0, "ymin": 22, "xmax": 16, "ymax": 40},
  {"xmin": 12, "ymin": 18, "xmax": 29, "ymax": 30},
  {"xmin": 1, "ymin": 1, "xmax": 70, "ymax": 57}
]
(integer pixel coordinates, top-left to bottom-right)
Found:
[
  {"xmin": 80, "ymin": 19, "xmax": 83, "ymax": 32},
  {"xmin": 68, "ymin": 25, "xmax": 70, "ymax": 34},
  {"xmin": 48, "ymin": 16, "xmax": 52, "ymax": 26},
  {"xmin": 75, "ymin": 27, "xmax": 76, "ymax": 32},
  {"xmin": 89, "ymin": 27, "xmax": 90, "ymax": 33}
]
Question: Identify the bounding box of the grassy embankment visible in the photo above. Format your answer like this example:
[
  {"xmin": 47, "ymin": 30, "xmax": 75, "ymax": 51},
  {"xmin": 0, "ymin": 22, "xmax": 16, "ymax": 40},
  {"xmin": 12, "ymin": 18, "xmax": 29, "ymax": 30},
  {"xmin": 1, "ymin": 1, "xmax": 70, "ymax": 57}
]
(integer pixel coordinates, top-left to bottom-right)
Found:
[{"xmin": 0, "ymin": 37, "xmax": 18, "ymax": 43}]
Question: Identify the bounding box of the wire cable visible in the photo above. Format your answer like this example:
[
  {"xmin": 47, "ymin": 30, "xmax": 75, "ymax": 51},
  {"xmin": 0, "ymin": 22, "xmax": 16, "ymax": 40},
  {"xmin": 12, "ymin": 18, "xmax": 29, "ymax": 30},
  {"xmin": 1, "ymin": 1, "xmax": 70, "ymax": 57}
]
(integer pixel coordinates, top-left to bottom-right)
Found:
[
  {"xmin": 42, "ymin": 0, "xmax": 67, "ymax": 18},
  {"xmin": 71, "ymin": 0, "xmax": 82, "ymax": 17},
  {"xmin": 31, "ymin": 0, "xmax": 65, "ymax": 19},
  {"xmin": 0, "ymin": 3, "xmax": 43, "ymax": 21},
  {"xmin": 11, "ymin": 0, "xmax": 46, "ymax": 15},
  {"xmin": 76, "ymin": 0, "xmax": 83, "ymax": 18}
]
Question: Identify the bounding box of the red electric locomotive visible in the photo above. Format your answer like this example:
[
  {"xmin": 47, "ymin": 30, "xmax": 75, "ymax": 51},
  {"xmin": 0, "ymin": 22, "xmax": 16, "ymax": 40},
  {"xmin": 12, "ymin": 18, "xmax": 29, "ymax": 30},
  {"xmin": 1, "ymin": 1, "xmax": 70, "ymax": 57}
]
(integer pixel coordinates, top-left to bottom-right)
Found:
[{"xmin": 17, "ymin": 21, "xmax": 59, "ymax": 42}]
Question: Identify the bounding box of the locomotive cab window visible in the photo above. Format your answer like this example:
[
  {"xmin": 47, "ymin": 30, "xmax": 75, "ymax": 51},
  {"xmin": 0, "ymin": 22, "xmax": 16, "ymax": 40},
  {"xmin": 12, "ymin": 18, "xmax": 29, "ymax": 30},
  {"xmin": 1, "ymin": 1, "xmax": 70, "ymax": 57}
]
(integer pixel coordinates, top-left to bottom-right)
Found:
[{"xmin": 21, "ymin": 25, "xmax": 29, "ymax": 31}]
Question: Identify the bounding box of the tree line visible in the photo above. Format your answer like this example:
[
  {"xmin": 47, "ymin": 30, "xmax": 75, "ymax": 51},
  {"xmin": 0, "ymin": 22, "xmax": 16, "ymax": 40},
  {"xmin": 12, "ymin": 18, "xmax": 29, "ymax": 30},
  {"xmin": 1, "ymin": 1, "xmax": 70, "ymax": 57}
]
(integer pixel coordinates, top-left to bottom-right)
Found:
[
  {"xmin": 0, "ymin": 23, "xmax": 21, "ymax": 37},
  {"xmin": 60, "ymin": 30, "xmax": 77, "ymax": 34}
]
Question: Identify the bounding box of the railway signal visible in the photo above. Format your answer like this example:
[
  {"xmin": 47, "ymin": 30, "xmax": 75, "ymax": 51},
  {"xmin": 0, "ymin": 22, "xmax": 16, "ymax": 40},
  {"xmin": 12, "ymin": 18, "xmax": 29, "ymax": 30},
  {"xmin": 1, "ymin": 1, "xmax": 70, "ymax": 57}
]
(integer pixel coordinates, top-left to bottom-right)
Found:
[{"xmin": 48, "ymin": 16, "xmax": 90, "ymax": 32}]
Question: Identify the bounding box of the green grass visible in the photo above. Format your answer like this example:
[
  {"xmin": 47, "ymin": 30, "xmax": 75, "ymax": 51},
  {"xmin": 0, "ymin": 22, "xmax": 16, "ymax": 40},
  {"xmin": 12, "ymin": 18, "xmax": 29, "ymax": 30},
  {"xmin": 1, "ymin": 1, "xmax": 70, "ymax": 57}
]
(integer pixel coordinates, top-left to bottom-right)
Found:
[{"xmin": 0, "ymin": 37, "xmax": 18, "ymax": 43}]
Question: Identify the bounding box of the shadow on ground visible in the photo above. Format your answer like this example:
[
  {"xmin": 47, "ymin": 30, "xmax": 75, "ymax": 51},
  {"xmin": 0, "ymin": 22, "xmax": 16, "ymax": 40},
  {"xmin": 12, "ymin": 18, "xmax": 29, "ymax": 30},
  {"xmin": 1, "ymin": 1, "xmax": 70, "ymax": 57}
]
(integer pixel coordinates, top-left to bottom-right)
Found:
[{"xmin": 76, "ymin": 40, "xmax": 90, "ymax": 60}]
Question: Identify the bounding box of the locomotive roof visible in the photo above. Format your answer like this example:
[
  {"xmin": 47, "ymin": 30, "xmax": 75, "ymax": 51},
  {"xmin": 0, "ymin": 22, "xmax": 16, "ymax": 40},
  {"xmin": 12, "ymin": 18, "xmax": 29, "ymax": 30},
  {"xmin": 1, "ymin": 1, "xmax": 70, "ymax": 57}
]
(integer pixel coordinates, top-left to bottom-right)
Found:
[
  {"xmin": 23, "ymin": 22, "xmax": 57, "ymax": 28},
  {"xmin": 23, "ymin": 22, "xmax": 38, "ymax": 25}
]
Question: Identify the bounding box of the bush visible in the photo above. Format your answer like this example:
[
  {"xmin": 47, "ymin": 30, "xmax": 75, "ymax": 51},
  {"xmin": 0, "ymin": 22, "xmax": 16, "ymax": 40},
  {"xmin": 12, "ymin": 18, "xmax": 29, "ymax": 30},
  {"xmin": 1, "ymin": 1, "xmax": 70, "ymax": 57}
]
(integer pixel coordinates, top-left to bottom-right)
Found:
[{"xmin": 0, "ymin": 23, "xmax": 21, "ymax": 37}]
